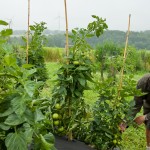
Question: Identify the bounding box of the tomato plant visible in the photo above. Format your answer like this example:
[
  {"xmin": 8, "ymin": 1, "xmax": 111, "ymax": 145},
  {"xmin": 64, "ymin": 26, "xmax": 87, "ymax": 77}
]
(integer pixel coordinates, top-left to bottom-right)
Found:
[
  {"xmin": 50, "ymin": 15, "xmax": 108, "ymax": 140},
  {"xmin": 89, "ymin": 75, "xmax": 142, "ymax": 150}
]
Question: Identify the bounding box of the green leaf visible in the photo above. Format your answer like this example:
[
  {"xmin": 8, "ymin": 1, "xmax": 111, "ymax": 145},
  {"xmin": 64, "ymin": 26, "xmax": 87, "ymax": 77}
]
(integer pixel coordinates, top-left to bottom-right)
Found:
[
  {"xmin": 0, "ymin": 108, "xmax": 14, "ymax": 117},
  {"xmin": 76, "ymin": 66, "xmax": 88, "ymax": 71},
  {"xmin": 40, "ymin": 134, "xmax": 55, "ymax": 150},
  {"xmin": 86, "ymin": 33, "xmax": 94, "ymax": 38},
  {"xmin": 105, "ymin": 132, "xmax": 112, "ymax": 139},
  {"xmin": 43, "ymin": 133, "xmax": 55, "ymax": 144},
  {"xmin": 23, "ymin": 123, "xmax": 33, "ymax": 143},
  {"xmin": 22, "ymin": 68, "xmax": 36, "ymax": 79},
  {"xmin": 11, "ymin": 95, "xmax": 26, "ymax": 116},
  {"xmin": 4, "ymin": 55, "xmax": 17, "ymax": 66},
  {"xmin": 0, "ymin": 123, "xmax": 10, "ymax": 130},
  {"xmin": 22, "ymin": 36, "xmax": 27, "ymax": 42},
  {"xmin": 58, "ymin": 86, "xmax": 67, "ymax": 95},
  {"xmin": 24, "ymin": 109, "xmax": 34, "ymax": 125},
  {"xmin": 84, "ymin": 73, "xmax": 94, "ymax": 82},
  {"xmin": 30, "ymin": 25, "xmax": 35, "ymax": 31},
  {"xmin": 34, "ymin": 109, "xmax": 45, "ymax": 122},
  {"xmin": 4, "ymin": 113, "xmax": 25, "ymax": 126},
  {"xmin": 92, "ymin": 15, "xmax": 97, "ymax": 19},
  {"xmin": 0, "ymin": 37, "xmax": 6, "ymax": 44},
  {"xmin": 78, "ymin": 78, "xmax": 86, "ymax": 87},
  {"xmin": 74, "ymin": 90, "xmax": 82, "ymax": 97},
  {"xmin": 1, "ymin": 29, "xmax": 13, "ymax": 36},
  {"xmin": 68, "ymin": 123, "xmax": 78, "ymax": 131},
  {"xmin": 101, "ymin": 126, "xmax": 114, "ymax": 135},
  {"xmin": 5, "ymin": 132, "xmax": 27, "ymax": 150},
  {"xmin": 24, "ymin": 81, "xmax": 35, "ymax": 97},
  {"xmin": 72, "ymin": 29, "xmax": 77, "ymax": 35},
  {"xmin": 0, "ymin": 20, "xmax": 8, "ymax": 26},
  {"xmin": 96, "ymin": 30, "xmax": 100, "ymax": 37},
  {"xmin": 22, "ymin": 64, "xmax": 34, "ymax": 69}
]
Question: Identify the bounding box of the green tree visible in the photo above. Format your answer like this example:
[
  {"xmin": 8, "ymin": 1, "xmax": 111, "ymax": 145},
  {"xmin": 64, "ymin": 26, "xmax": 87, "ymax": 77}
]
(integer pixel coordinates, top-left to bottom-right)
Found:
[{"xmin": 95, "ymin": 42, "xmax": 123, "ymax": 81}]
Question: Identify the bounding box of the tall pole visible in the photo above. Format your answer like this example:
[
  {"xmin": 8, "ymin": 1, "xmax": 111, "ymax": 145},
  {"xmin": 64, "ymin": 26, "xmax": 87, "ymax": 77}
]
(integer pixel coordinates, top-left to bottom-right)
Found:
[
  {"xmin": 64, "ymin": 0, "xmax": 69, "ymax": 57},
  {"xmin": 118, "ymin": 14, "xmax": 131, "ymax": 97},
  {"xmin": 64, "ymin": 0, "xmax": 72, "ymax": 141},
  {"xmin": 26, "ymin": 0, "xmax": 30, "ymax": 64}
]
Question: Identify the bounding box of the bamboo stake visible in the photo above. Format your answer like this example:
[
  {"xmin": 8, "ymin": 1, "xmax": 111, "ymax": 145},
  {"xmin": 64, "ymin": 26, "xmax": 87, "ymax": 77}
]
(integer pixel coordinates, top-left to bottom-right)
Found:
[
  {"xmin": 26, "ymin": 0, "xmax": 30, "ymax": 64},
  {"xmin": 118, "ymin": 14, "xmax": 131, "ymax": 97},
  {"xmin": 64, "ymin": 0, "xmax": 72, "ymax": 141},
  {"xmin": 64, "ymin": 0, "xmax": 69, "ymax": 57}
]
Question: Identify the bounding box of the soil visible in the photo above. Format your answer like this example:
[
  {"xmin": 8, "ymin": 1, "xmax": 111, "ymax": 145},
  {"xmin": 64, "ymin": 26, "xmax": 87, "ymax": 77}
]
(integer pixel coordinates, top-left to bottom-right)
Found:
[{"xmin": 55, "ymin": 135, "xmax": 95, "ymax": 150}]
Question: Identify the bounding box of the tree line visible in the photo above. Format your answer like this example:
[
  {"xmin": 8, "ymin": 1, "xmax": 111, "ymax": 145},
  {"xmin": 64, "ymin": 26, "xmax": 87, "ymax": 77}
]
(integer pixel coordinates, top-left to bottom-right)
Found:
[{"xmin": 10, "ymin": 30, "xmax": 150, "ymax": 50}]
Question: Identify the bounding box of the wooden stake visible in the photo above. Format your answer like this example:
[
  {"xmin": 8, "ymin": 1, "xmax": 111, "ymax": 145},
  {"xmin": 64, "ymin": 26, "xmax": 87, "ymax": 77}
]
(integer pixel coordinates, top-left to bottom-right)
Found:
[
  {"xmin": 64, "ymin": 0, "xmax": 72, "ymax": 141},
  {"xmin": 26, "ymin": 0, "xmax": 30, "ymax": 64},
  {"xmin": 64, "ymin": 0, "xmax": 69, "ymax": 57},
  {"xmin": 118, "ymin": 14, "xmax": 131, "ymax": 97}
]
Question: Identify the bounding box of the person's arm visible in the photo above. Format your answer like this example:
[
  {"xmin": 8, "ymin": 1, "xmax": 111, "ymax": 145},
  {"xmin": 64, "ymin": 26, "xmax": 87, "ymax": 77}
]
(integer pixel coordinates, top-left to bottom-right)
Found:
[
  {"xmin": 131, "ymin": 95, "xmax": 144, "ymax": 118},
  {"xmin": 132, "ymin": 95, "xmax": 148, "ymax": 125},
  {"xmin": 119, "ymin": 95, "xmax": 144, "ymax": 131}
]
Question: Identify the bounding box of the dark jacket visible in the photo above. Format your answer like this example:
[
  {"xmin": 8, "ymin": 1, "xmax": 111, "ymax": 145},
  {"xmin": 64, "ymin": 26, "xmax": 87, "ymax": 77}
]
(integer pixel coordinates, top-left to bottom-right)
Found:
[{"xmin": 132, "ymin": 73, "xmax": 150, "ymax": 119}]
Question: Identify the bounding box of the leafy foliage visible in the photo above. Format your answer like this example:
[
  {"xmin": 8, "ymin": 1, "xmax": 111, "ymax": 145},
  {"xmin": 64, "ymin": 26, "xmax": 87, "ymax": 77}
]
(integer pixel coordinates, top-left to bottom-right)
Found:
[
  {"xmin": 0, "ymin": 55, "xmax": 56, "ymax": 150},
  {"xmin": 0, "ymin": 20, "xmax": 55, "ymax": 150},
  {"xmin": 88, "ymin": 75, "xmax": 142, "ymax": 149},
  {"xmin": 95, "ymin": 42, "xmax": 123, "ymax": 80},
  {"xmin": 50, "ymin": 15, "xmax": 108, "ymax": 140},
  {"xmin": 28, "ymin": 22, "xmax": 48, "ymax": 82}
]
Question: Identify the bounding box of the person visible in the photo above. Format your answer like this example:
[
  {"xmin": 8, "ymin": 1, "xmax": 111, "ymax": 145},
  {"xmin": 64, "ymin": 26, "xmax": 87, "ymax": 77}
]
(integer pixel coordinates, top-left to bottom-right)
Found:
[{"xmin": 119, "ymin": 73, "xmax": 150, "ymax": 150}]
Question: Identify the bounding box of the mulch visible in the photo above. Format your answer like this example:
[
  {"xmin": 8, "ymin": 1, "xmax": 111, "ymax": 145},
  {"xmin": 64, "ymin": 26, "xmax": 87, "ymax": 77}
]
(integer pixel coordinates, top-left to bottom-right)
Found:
[{"xmin": 55, "ymin": 135, "xmax": 95, "ymax": 150}]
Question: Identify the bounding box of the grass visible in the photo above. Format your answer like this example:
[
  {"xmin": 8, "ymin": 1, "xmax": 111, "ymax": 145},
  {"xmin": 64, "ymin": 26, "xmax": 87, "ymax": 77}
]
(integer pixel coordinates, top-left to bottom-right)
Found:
[
  {"xmin": 43, "ymin": 47, "xmax": 64, "ymax": 62},
  {"xmin": 41, "ymin": 61, "xmax": 148, "ymax": 150},
  {"xmin": 121, "ymin": 125, "xmax": 146, "ymax": 150},
  {"xmin": 40, "ymin": 62, "xmax": 61, "ymax": 98}
]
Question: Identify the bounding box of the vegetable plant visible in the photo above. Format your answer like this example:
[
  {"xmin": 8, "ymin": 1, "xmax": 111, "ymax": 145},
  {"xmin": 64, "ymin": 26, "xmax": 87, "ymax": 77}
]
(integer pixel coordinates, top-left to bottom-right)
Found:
[
  {"xmin": 89, "ymin": 73, "xmax": 142, "ymax": 149},
  {"xmin": 22, "ymin": 22, "xmax": 48, "ymax": 83},
  {"xmin": 0, "ymin": 20, "xmax": 56, "ymax": 150},
  {"xmin": 50, "ymin": 15, "xmax": 108, "ymax": 140}
]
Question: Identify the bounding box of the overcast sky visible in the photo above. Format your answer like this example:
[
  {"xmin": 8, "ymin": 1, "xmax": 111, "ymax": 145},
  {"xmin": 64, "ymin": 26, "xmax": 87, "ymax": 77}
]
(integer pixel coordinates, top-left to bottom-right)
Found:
[{"xmin": 0, "ymin": 0, "xmax": 149, "ymax": 31}]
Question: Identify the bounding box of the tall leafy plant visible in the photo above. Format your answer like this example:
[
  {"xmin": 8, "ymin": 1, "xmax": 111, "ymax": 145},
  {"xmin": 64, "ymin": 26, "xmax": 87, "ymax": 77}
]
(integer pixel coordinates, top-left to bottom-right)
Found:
[
  {"xmin": 27, "ymin": 22, "xmax": 48, "ymax": 82},
  {"xmin": 89, "ymin": 76, "xmax": 141, "ymax": 149},
  {"xmin": 0, "ymin": 55, "xmax": 56, "ymax": 150},
  {"xmin": 0, "ymin": 20, "xmax": 56, "ymax": 150},
  {"xmin": 50, "ymin": 15, "xmax": 108, "ymax": 140}
]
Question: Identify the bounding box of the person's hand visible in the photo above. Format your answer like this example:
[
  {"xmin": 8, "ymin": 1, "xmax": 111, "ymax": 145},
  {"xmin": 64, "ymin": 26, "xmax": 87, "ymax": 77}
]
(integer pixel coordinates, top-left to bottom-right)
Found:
[
  {"xmin": 119, "ymin": 122, "xmax": 127, "ymax": 132},
  {"xmin": 134, "ymin": 115, "xmax": 146, "ymax": 125}
]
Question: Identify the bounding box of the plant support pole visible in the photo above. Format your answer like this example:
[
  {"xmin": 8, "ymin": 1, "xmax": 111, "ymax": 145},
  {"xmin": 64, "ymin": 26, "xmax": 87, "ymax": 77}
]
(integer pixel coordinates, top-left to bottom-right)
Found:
[
  {"xmin": 64, "ymin": 0, "xmax": 69, "ymax": 57},
  {"xmin": 26, "ymin": 0, "xmax": 30, "ymax": 64},
  {"xmin": 64, "ymin": 0, "xmax": 72, "ymax": 141},
  {"xmin": 118, "ymin": 14, "xmax": 131, "ymax": 97}
]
